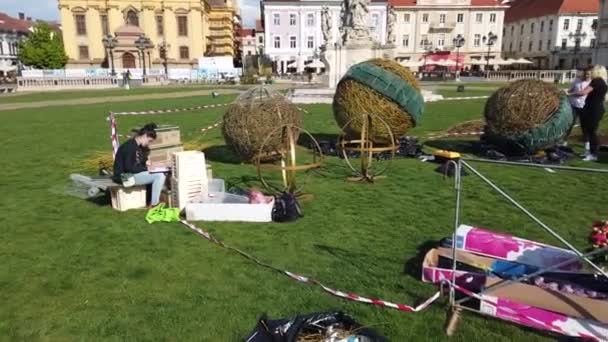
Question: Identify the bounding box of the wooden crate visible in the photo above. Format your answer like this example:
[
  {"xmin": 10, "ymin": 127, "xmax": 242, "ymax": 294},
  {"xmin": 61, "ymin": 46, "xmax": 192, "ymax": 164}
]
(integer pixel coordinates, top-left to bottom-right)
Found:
[
  {"xmin": 149, "ymin": 125, "xmax": 181, "ymax": 149},
  {"xmin": 110, "ymin": 186, "xmax": 147, "ymax": 211},
  {"xmin": 148, "ymin": 144, "xmax": 183, "ymax": 165}
]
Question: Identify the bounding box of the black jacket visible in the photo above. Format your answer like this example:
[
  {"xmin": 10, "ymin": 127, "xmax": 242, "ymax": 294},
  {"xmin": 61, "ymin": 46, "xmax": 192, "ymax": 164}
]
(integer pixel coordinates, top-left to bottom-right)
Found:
[{"xmin": 112, "ymin": 139, "xmax": 149, "ymax": 183}]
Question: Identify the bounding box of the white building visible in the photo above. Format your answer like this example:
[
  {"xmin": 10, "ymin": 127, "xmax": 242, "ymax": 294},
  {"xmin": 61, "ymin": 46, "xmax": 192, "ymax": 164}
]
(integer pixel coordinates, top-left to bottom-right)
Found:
[
  {"xmin": 239, "ymin": 28, "xmax": 257, "ymax": 57},
  {"xmin": 503, "ymin": 0, "xmax": 599, "ymax": 70},
  {"xmin": 594, "ymin": 0, "xmax": 608, "ymax": 65},
  {"xmin": 0, "ymin": 12, "xmax": 31, "ymax": 76},
  {"xmin": 392, "ymin": 0, "xmax": 508, "ymax": 69},
  {"xmin": 255, "ymin": 19, "xmax": 265, "ymax": 54},
  {"xmin": 261, "ymin": 0, "xmax": 388, "ymax": 74}
]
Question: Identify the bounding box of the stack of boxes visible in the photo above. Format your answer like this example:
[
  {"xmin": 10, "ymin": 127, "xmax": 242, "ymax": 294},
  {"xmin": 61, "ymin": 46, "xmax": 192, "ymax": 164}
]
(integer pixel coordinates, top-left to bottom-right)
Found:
[
  {"xmin": 170, "ymin": 151, "xmax": 209, "ymax": 209},
  {"xmin": 147, "ymin": 125, "xmax": 183, "ymax": 165}
]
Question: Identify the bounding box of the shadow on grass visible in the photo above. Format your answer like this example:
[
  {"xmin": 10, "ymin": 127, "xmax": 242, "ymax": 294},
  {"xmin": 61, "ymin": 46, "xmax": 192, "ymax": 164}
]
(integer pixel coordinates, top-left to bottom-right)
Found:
[
  {"xmin": 203, "ymin": 145, "xmax": 245, "ymax": 165},
  {"xmin": 424, "ymin": 139, "xmax": 480, "ymax": 155},
  {"xmin": 403, "ymin": 240, "xmax": 437, "ymax": 280}
]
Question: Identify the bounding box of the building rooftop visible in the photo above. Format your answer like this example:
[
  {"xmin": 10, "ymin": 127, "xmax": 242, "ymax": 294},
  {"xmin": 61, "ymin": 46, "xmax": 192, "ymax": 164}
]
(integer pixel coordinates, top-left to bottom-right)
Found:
[
  {"xmin": 0, "ymin": 12, "xmax": 32, "ymax": 33},
  {"xmin": 238, "ymin": 28, "xmax": 255, "ymax": 37},
  {"xmin": 255, "ymin": 19, "xmax": 264, "ymax": 32},
  {"xmin": 505, "ymin": 0, "xmax": 599, "ymax": 23}
]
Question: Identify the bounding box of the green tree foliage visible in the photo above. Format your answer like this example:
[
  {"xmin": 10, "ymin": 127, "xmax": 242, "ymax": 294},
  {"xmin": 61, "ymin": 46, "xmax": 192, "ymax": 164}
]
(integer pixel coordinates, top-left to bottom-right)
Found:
[{"xmin": 18, "ymin": 23, "xmax": 68, "ymax": 69}]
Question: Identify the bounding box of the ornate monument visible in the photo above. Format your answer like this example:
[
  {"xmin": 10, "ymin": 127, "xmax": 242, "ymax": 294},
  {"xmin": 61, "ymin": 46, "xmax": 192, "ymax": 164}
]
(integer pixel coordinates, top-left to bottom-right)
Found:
[
  {"xmin": 321, "ymin": 7, "xmax": 333, "ymax": 44},
  {"xmin": 342, "ymin": 0, "xmax": 372, "ymax": 46},
  {"xmin": 386, "ymin": 6, "xmax": 397, "ymax": 46}
]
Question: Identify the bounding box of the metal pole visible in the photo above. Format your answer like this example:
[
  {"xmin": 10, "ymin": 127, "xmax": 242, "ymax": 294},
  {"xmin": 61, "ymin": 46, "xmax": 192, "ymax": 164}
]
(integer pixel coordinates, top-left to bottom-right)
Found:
[
  {"xmin": 461, "ymin": 160, "xmax": 608, "ymax": 277},
  {"xmin": 448, "ymin": 159, "xmax": 462, "ymax": 306},
  {"xmin": 462, "ymin": 157, "xmax": 608, "ymax": 174},
  {"xmin": 142, "ymin": 49, "xmax": 147, "ymax": 76},
  {"xmin": 110, "ymin": 49, "xmax": 115, "ymax": 76}
]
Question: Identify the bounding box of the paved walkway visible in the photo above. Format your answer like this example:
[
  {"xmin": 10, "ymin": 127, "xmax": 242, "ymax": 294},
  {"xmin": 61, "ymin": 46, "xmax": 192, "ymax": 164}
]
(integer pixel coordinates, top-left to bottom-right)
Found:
[{"xmin": 0, "ymin": 89, "xmax": 243, "ymax": 112}]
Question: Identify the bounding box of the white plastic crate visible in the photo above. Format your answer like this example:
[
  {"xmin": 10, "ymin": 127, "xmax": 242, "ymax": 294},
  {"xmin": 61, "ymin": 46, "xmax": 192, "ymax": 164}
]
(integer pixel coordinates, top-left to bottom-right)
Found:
[
  {"xmin": 171, "ymin": 151, "xmax": 207, "ymax": 180},
  {"xmin": 110, "ymin": 186, "xmax": 147, "ymax": 212},
  {"xmin": 185, "ymin": 195, "xmax": 274, "ymax": 222},
  {"xmin": 171, "ymin": 177, "xmax": 208, "ymax": 210}
]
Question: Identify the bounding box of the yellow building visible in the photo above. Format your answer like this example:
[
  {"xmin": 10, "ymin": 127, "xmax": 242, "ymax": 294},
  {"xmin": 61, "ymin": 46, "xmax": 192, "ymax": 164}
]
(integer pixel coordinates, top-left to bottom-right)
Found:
[
  {"xmin": 57, "ymin": 0, "xmax": 237, "ymax": 70},
  {"xmin": 207, "ymin": 0, "xmax": 240, "ymax": 56}
]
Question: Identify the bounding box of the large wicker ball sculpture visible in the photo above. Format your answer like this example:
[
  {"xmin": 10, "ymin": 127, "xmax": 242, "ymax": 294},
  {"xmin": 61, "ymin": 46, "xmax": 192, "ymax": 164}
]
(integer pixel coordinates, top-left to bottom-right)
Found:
[
  {"xmin": 222, "ymin": 86, "xmax": 302, "ymax": 161},
  {"xmin": 483, "ymin": 79, "xmax": 574, "ymax": 155},
  {"xmin": 333, "ymin": 59, "xmax": 425, "ymax": 142}
]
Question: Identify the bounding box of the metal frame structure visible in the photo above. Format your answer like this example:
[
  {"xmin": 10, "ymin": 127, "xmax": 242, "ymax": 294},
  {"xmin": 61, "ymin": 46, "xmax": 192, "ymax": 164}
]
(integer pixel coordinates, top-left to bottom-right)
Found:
[{"xmin": 445, "ymin": 157, "xmax": 608, "ymax": 336}]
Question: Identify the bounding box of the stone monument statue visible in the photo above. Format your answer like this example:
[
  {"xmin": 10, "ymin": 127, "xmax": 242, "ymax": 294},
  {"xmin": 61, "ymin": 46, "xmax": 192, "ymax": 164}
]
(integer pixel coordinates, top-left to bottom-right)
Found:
[
  {"xmin": 321, "ymin": 7, "xmax": 333, "ymax": 45},
  {"xmin": 342, "ymin": 0, "xmax": 371, "ymax": 45},
  {"xmin": 386, "ymin": 6, "xmax": 396, "ymax": 45}
]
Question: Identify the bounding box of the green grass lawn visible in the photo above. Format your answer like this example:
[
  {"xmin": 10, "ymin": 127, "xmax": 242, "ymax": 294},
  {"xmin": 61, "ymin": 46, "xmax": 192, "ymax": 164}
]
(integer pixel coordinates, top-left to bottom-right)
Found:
[
  {"xmin": 0, "ymin": 84, "xmax": 248, "ymax": 104},
  {"xmin": 1, "ymin": 90, "xmax": 607, "ymax": 341}
]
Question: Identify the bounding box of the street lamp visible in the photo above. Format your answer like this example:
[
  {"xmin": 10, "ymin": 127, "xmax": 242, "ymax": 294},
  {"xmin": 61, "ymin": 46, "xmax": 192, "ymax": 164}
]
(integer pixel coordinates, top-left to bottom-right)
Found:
[
  {"xmin": 135, "ymin": 34, "xmax": 152, "ymax": 76},
  {"xmin": 453, "ymin": 34, "xmax": 465, "ymax": 77},
  {"xmin": 569, "ymin": 30, "xmax": 588, "ymax": 69},
  {"xmin": 482, "ymin": 32, "xmax": 498, "ymax": 74},
  {"xmin": 102, "ymin": 34, "xmax": 118, "ymax": 76},
  {"xmin": 158, "ymin": 40, "xmax": 170, "ymax": 76}
]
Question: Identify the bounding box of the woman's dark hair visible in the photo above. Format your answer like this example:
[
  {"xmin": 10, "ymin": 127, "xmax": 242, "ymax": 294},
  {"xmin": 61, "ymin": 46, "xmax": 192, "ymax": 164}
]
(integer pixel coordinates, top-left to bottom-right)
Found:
[{"xmin": 137, "ymin": 123, "xmax": 157, "ymax": 139}]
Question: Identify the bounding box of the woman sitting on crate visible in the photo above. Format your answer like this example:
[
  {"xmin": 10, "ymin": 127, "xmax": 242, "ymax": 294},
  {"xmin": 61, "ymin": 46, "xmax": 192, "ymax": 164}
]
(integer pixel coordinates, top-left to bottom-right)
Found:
[{"xmin": 112, "ymin": 123, "xmax": 166, "ymax": 208}]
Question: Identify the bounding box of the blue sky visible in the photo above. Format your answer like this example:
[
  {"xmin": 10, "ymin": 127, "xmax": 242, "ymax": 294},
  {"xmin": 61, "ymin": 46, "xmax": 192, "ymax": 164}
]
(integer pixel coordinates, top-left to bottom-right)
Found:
[{"xmin": 1, "ymin": 0, "xmax": 260, "ymax": 27}]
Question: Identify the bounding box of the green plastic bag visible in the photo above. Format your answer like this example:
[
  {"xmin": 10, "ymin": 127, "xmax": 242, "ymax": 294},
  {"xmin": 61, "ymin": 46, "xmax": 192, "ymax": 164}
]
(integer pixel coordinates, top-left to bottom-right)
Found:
[{"xmin": 145, "ymin": 203, "xmax": 180, "ymax": 224}]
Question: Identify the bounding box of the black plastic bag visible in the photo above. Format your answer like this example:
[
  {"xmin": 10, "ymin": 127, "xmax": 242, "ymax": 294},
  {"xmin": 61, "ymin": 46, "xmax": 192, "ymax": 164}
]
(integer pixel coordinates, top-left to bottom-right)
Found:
[
  {"xmin": 244, "ymin": 311, "xmax": 387, "ymax": 342},
  {"xmin": 272, "ymin": 192, "xmax": 303, "ymax": 223}
]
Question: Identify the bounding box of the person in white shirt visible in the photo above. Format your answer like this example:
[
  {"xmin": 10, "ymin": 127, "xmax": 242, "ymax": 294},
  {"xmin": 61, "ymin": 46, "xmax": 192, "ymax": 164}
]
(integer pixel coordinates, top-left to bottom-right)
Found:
[{"xmin": 566, "ymin": 68, "xmax": 591, "ymax": 149}]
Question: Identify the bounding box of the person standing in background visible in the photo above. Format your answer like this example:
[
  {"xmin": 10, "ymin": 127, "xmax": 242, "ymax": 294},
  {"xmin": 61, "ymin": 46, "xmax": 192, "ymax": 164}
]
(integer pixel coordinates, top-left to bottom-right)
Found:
[
  {"xmin": 569, "ymin": 65, "xmax": 608, "ymax": 162},
  {"xmin": 566, "ymin": 68, "xmax": 591, "ymax": 149}
]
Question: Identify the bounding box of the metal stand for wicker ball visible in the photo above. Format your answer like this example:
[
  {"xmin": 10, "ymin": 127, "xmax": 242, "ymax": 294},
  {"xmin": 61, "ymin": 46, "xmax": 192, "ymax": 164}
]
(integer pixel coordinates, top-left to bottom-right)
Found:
[
  {"xmin": 339, "ymin": 113, "xmax": 397, "ymax": 183},
  {"xmin": 256, "ymin": 124, "xmax": 323, "ymax": 198}
]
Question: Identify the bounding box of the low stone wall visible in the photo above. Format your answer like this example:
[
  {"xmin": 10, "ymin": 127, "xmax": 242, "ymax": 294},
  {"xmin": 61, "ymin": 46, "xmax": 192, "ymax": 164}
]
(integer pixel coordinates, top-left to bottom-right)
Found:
[
  {"xmin": 486, "ymin": 70, "xmax": 578, "ymax": 84},
  {"xmin": 16, "ymin": 75, "xmax": 168, "ymax": 92}
]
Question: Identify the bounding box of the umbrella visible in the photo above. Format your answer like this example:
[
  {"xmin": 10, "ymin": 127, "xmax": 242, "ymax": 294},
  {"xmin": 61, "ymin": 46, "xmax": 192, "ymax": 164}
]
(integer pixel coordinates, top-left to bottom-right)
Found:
[
  {"xmin": 492, "ymin": 58, "xmax": 513, "ymax": 65},
  {"xmin": 514, "ymin": 58, "xmax": 533, "ymax": 64},
  {"xmin": 467, "ymin": 59, "xmax": 486, "ymax": 65},
  {"xmin": 400, "ymin": 59, "xmax": 422, "ymax": 67},
  {"xmin": 307, "ymin": 60, "xmax": 325, "ymax": 68},
  {"xmin": 436, "ymin": 59, "xmax": 457, "ymax": 67}
]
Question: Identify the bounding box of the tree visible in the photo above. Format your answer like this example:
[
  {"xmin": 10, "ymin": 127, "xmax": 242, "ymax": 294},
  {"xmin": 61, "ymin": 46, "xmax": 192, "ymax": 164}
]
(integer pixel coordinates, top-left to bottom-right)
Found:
[{"xmin": 19, "ymin": 22, "xmax": 68, "ymax": 69}]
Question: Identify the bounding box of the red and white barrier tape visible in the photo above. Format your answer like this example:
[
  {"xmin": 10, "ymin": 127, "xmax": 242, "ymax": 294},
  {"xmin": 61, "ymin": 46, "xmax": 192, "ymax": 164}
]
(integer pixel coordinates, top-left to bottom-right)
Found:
[
  {"xmin": 180, "ymin": 220, "xmax": 441, "ymax": 313},
  {"xmin": 200, "ymin": 121, "xmax": 223, "ymax": 133},
  {"xmin": 112, "ymin": 102, "xmax": 232, "ymax": 116}
]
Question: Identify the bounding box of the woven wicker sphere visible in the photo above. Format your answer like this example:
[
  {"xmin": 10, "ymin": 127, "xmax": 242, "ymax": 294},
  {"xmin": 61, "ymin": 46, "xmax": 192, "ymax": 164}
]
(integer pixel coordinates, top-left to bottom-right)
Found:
[
  {"xmin": 333, "ymin": 59, "xmax": 424, "ymax": 142},
  {"xmin": 483, "ymin": 79, "xmax": 572, "ymax": 154},
  {"xmin": 222, "ymin": 86, "xmax": 302, "ymax": 161}
]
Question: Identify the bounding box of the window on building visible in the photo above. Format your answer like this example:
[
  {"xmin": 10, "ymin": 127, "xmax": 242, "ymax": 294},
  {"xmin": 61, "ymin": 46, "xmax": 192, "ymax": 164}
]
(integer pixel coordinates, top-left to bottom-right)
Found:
[
  {"xmin": 101, "ymin": 15, "xmax": 109, "ymax": 35},
  {"xmin": 577, "ymin": 18, "xmax": 583, "ymax": 31},
  {"xmin": 307, "ymin": 36, "xmax": 314, "ymax": 48},
  {"xmin": 531, "ymin": 23, "xmax": 535, "ymax": 34},
  {"xmin": 490, "ymin": 13, "xmax": 496, "ymax": 23},
  {"xmin": 372, "ymin": 14, "xmax": 379, "ymax": 27},
  {"xmin": 177, "ymin": 16, "xmax": 188, "ymax": 36},
  {"xmin": 404, "ymin": 13, "xmax": 410, "ymax": 23},
  {"xmin": 528, "ymin": 41, "xmax": 532, "ymax": 51},
  {"xmin": 593, "ymin": 19, "xmax": 598, "ymax": 30},
  {"xmin": 519, "ymin": 41, "xmax": 522, "ymax": 51},
  {"xmin": 509, "ymin": 42, "xmax": 512, "ymax": 52},
  {"xmin": 549, "ymin": 19, "xmax": 553, "ymax": 31},
  {"xmin": 290, "ymin": 36, "xmax": 296, "ymax": 48},
  {"xmin": 75, "ymin": 14, "xmax": 86, "ymax": 35},
  {"xmin": 540, "ymin": 21, "xmax": 544, "ymax": 32},
  {"xmin": 520, "ymin": 24, "xmax": 524, "ymax": 34},
  {"xmin": 307, "ymin": 13, "xmax": 314, "ymax": 26},
  {"xmin": 511, "ymin": 26, "xmax": 514, "ymax": 34},
  {"xmin": 547, "ymin": 39, "xmax": 551, "ymax": 50},
  {"xmin": 476, "ymin": 13, "xmax": 482, "ymax": 23},
  {"xmin": 457, "ymin": 13, "xmax": 464, "ymax": 23},
  {"xmin": 591, "ymin": 39, "xmax": 596, "ymax": 48},
  {"xmin": 258, "ymin": 36, "xmax": 263, "ymax": 44},
  {"xmin": 538, "ymin": 40, "xmax": 542, "ymax": 51},
  {"xmin": 402, "ymin": 34, "xmax": 409, "ymax": 47},
  {"xmin": 289, "ymin": 14, "xmax": 296, "ymax": 26},
  {"xmin": 179, "ymin": 46, "xmax": 189, "ymax": 59},
  {"xmin": 156, "ymin": 16, "xmax": 164, "ymax": 35},
  {"xmin": 78, "ymin": 45, "xmax": 89, "ymax": 60},
  {"xmin": 273, "ymin": 13, "xmax": 280, "ymax": 25},
  {"xmin": 437, "ymin": 34, "xmax": 445, "ymax": 47},
  {"xmin": 439, "ymin": 14, "xmax": 446, "ymax": 24},
  {"xmin": 126, "ymin": 10, "xmax": 139, "ymax": 26},
  {"xmin": 563, "ymin": 18, "xmax": 570, "ymax": 30},
  {"xmin": 274, "ymin": 36, "xmax": 280, "ymax": 48},
  {"xmin": 422, "ymin": 13, "xmax": 429, "ymax": 23},
  {"xmin": 474, "ymin": 34, "xmax": 481, "ymax": 47},
  {"xmin": 420, "ymin": 35, "xmax": 428, "ymax": 47},
  {"xmin": 0, "ymin": 42, "xmax": 3, "ymax": 55},
  {"xmin": 561, "ymin": 38, "xmax": 567, "ymax": 49}
]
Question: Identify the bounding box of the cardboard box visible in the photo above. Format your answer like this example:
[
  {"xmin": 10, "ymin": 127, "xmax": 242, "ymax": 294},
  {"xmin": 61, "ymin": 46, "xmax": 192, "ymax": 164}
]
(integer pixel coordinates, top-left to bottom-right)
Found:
[{"xmin": 148, "ymin": 144, "xmax": 184, "ymax": 165}]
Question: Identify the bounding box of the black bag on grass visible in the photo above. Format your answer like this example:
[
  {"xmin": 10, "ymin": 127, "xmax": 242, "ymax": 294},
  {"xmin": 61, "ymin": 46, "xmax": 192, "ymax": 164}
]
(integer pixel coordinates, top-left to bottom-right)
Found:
[
  {"xmin": 244, "ymin": 311, "xmax": 387, "ymax": 342},
  {"xmin": 272, "ymin": 192, "xmax": 302, "ymax": 222}
]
